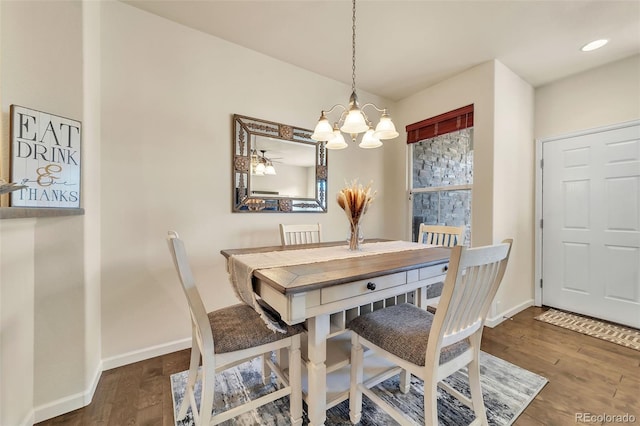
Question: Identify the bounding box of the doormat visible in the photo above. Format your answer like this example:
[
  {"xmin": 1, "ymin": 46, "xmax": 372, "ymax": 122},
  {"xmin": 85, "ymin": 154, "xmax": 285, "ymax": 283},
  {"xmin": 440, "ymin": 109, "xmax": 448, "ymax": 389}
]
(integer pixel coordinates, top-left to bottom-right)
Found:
[
  {"xmin": 535, "ymin": 308, "xmax": 640, "ymax": 351},
  {"xmin": 171, "ymin": 351, "xmax": 547, "ymax": 425}
]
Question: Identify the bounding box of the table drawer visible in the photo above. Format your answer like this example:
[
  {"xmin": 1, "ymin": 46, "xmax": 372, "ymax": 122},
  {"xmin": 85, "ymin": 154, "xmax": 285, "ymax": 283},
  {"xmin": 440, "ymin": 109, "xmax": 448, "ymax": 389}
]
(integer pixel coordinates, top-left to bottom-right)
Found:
[
  {"xmin": 321, "ymin": 272, "xmax": 407, "ymax": 304},
  {"xmin": 419, "ymin": 263, "xmax": 449, "ymax": 280}
]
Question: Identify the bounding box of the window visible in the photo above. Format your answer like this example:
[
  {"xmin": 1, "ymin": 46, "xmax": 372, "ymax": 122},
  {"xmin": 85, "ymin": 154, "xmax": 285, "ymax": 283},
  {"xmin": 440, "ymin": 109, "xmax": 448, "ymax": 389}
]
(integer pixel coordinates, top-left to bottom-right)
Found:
[{"xmin": 407, "ymin": 105, "xmax": 474, "ymax": 244}]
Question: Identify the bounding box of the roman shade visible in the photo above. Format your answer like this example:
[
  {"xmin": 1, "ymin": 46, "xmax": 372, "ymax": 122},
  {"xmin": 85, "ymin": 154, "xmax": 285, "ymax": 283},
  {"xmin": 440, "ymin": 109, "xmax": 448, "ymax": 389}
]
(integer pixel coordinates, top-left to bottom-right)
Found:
[{"xmin": 406, "ymin": 104, "xmax": 474, "ymax": 144}]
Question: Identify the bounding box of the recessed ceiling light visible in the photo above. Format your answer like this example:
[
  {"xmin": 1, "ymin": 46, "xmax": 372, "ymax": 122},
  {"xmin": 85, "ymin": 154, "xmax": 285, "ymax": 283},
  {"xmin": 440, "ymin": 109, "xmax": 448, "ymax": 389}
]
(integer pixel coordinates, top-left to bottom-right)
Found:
[{"xmin": 581, "ymin": 39, "xmax": 609, "ymax": 52}]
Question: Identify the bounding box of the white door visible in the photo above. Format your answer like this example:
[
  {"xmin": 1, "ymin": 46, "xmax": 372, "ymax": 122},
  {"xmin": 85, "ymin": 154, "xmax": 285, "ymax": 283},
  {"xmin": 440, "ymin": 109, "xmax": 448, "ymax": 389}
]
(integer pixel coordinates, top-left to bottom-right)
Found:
[{"xmin": 542, "ymin": 121, "xmax": 640, "ymax": 328}]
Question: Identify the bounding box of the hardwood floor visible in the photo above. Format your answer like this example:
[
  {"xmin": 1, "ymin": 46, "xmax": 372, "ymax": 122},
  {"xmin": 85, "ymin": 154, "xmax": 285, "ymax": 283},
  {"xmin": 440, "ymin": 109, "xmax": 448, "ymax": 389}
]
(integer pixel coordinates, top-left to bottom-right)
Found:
[
  {"xmin": 36, "ymin": 306, "xmax": 640, "ymax": 425},
  {"xmin": 482, "ymin": 307, "xmax": 639, "ymax": 425}
]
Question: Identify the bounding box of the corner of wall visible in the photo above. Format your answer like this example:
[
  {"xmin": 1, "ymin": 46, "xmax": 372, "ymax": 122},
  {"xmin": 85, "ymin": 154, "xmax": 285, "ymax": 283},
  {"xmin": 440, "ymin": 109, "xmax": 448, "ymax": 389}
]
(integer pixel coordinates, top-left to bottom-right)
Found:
[
  {"xmin": 490, "ymin": 62, "xmax": 535, "ymax": 319},
  {"xmin": 486, "ymin": 299, "xmax": 534, "ymax": 328},
  {"xmin": 82, "ymin": 0, "xmax": 103, "ymax": 400},
  {"xmin": 32, "ymin": 358, "xmax": 102, "ymax": 423}
]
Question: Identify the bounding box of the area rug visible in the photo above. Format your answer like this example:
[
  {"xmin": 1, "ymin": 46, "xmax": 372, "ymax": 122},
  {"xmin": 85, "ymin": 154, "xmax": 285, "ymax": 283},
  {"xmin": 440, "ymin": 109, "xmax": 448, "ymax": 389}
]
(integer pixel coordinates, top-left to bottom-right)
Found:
[
  {"xmin": 170, "ymin": 351, "xmax": 547, "ymax": 425},
  {"xmin": 535, "ymin": 308, "xmax": 640, "ymax": 351}
]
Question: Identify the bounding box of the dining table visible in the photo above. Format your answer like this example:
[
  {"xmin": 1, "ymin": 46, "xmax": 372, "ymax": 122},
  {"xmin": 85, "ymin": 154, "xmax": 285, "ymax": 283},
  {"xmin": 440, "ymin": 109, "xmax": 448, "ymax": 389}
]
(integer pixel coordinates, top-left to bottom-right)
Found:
[{"xmin": 221, "ymin": 239, "xmax": 451, "ymax": 426}]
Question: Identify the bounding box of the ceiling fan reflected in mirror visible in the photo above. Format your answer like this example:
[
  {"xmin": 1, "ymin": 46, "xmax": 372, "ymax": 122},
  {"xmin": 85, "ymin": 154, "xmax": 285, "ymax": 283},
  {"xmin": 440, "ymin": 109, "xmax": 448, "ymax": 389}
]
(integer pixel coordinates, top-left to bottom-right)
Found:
[{"xmin": 251, "ymin": 149, "xmax": 278, "ymax": 176}]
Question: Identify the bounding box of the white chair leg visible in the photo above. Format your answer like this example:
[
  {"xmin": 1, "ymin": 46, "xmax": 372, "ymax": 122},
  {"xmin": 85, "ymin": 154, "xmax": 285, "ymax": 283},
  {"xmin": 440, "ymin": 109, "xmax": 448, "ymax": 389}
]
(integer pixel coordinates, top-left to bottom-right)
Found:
[
  {"xmin": 288, "ymin": 336, "xmax": 303, "ymax": 426},
  {"xmin": 423, "ymin": 379, "xmax": 439, "ymax": 426},
  {"xmin": 399, "ymin": 369, "xmax": 411, "ymax": 394},
  {"xmin": 262, "ymin": 352, "xmax": 272, "ymax": 384},
  {"xmin": 178, "ymin": 336, "xmax": 201, "ymax": 420},
  {"xmin": 468, "ymin": 356, "xmax": 488, "ymax": 425},
  {"xmin": 276, "ymin": 348, "xmax": 289, "ymax": 385},
  {"xmin": 468, "ymin": 334, "xmax": 488, "ymax": 425},
  {"xmin": 197, "ymin": 358, "xmax": 216, "ymax": 426},
  {"xmin": 349, "ymin": 333, "xmax": 364, "ymax": 424}
]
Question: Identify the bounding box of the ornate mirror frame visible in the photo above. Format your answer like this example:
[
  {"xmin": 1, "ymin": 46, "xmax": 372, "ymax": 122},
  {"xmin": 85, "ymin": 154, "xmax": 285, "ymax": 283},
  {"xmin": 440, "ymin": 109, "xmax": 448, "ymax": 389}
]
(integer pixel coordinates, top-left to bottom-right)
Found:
[{"xmin": 232, "ymin": 114, "xmax": 328, "ymax": 213}]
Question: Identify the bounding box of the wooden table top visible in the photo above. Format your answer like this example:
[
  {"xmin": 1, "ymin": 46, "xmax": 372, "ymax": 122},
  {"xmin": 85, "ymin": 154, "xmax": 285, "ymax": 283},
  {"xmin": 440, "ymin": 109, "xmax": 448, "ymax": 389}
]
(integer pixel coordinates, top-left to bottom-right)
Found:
[{"xmin": 221, "ymin": 240, "xmax": 451, "ymax": 295}]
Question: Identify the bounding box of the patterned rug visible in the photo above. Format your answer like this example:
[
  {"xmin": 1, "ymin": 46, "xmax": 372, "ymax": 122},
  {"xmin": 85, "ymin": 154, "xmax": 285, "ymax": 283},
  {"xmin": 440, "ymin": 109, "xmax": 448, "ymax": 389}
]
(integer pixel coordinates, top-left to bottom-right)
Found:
[
  {"xmin": 170, "ymin": 351, "xmax": 547, "ymax": 425},
  {"xmin": 535, "ymin": 308, "xmax": 640, "ymax": 351}
]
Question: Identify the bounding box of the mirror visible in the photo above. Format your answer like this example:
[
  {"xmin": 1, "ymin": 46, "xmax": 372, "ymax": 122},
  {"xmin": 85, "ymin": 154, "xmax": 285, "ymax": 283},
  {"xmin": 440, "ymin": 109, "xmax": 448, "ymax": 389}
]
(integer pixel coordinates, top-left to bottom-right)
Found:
[{"xmin": 232, "ymin": 114, "xmax": 328, "ymax": 213}]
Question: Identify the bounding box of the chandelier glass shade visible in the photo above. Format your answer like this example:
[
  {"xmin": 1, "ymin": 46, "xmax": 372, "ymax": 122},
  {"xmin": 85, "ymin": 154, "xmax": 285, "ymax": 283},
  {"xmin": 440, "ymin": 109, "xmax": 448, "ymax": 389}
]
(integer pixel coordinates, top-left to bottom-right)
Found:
[
  {"xmin": 311, "ymin": 0, "xmax": 399, "ymax": 150},
  {"xmin": 324, "ymin": 124, "xmax": 348, "ymax": 150},
  {"xmin": 251, "ymin": 150, "xmax": 276, "ymax": 176}
]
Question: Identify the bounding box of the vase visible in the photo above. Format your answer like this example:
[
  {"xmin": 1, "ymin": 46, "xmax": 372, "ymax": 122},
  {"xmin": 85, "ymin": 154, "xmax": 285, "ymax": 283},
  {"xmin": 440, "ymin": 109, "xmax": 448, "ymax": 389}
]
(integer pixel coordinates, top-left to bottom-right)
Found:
[{"xmin": 347, "ymin": 222, "xmax": 363, "ymax": 251}]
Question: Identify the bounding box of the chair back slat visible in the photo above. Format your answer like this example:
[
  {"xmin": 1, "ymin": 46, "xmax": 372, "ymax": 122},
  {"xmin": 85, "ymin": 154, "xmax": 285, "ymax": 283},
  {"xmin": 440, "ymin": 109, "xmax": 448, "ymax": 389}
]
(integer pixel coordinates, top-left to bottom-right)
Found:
[
  {"xmin": 457, "ymin": 261, "xmax": 499, "ymax": 334},
  {"xmin": 280, "ymin": 223, "xmax": 322, "ymax": 245},
  {"xmin": 167, "ymin": 231, "xmax": 214, "ymax": 353},
  {"xmin": 417, "ymin": 224, "xmax": 465, "ymax": 247},
  {"xmin": 432, "ymin": 240, "xmax": 512, "ymax": 349}
]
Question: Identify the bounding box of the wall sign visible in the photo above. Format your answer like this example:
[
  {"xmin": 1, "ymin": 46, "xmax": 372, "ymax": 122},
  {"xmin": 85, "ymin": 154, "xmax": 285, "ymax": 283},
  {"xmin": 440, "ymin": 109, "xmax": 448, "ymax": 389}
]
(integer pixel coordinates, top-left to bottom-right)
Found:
[{"xmin": 10, "ymin": 105, "xmax": 81, "ymax": 208}]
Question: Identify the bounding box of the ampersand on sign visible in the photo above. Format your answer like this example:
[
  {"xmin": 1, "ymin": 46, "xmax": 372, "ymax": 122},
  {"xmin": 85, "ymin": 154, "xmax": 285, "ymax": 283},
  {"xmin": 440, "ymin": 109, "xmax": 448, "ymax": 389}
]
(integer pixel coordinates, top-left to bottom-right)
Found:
[{"xmin": 36, "ymin": 164, "xmax": 63, "ymax": 187}]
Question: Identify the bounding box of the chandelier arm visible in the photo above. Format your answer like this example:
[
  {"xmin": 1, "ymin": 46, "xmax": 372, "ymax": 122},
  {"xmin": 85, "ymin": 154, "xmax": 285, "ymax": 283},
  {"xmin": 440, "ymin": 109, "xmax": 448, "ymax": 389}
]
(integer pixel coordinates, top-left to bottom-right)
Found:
[
  {"xmin": 313, "ymin": 0, "xmax": 395, "ymax": 148},
  {"xmin": 358, "ymin": 108, "xmax": 373, "ymax": 127},
  {"xmin": 336, "ymin": 109, "xmax": 350, "ymax": 127},
  {"xmin": 360, "ymin": 103, "xmax": 387, "ymax": 113},
  {"xmin": 322, "ymin": 104, "xmax": 348, "ymax": 117}
]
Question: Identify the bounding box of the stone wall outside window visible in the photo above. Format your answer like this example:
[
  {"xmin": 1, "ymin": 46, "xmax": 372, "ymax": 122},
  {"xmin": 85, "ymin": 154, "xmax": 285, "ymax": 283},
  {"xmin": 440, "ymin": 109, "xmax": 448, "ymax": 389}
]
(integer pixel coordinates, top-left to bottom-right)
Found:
[{"xmin": 412, "ymin": 129, "xmax": 473, "ymax": 243}]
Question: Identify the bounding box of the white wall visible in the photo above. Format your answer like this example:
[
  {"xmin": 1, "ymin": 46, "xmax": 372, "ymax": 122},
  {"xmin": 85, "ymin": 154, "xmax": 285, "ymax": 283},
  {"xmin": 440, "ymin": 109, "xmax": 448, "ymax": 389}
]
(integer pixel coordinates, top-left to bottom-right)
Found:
[
  {"xmin": 99, "ymin": 1, "xmax": 393, "ymax": 365},
  {"xmin": 0, "ymin": 220, "xmax": 35, "ymax": 426},
  {"xmin": 393, "ymin": 60, "xmax": 536, "ymax": 324},
  {"xmin": 251, "ymin": 164, "xmax": 311, "ymax": 198},
  {"xmin": 536, "ymin": 54, "xmax": 640, "ymax": 139},
  {"xmin": 492, "ymin": 61, "xmax": 535, "ymax": 318},
  {"xmin": 0, "ymin": 0, "xmax": 101, "ymax": 423},
  {"xmin": 0, "ymin": 0, "xmax": 392, "ymax": 420},
  {"xmin": 392, "ymin": 61, "xmax": 497, "ymax": 246},
  {"xmin": 0, "ymin": 6, "xmax": 3, "ymax": 424},
  {"xmin": 1, "ymin": 0, "xmax": 637, "ymax": 423},
  {"xmin": 82, "ymin": 0, "xmax": 103, "ymax": 402},
  {"xmin": 533, "ymin": 54, "xmax": 640, "ymax": 307}
]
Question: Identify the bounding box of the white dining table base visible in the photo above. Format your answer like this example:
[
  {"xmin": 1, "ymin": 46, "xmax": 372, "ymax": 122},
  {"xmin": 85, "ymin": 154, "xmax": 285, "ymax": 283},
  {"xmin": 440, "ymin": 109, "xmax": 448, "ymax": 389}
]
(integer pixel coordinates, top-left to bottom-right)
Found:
[
  {"xmin": 306, "ymin": 315, "xmax": 330, "ymax": 426},
  {"xmin": 220, "ymin": 242, "xmax": 451, "ymax": 426}
]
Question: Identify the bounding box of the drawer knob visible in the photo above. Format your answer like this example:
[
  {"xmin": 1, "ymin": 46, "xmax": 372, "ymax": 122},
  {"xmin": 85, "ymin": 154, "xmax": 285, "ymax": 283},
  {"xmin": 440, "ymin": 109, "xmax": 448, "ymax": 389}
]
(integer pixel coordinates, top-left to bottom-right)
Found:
[
  {"xmin": 443, "ymin": 265, "xmax": 449, "ymax": 272},
  {"xmin": 366, "ymin": 282, "xmax": 376, "ymax": 291}
]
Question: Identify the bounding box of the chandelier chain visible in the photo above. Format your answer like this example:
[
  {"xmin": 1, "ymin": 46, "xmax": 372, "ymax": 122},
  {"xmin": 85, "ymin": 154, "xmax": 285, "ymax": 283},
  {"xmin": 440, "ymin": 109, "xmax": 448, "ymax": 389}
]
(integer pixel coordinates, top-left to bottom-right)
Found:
[
  {"xmin": 311, "ymin": 0, "xmax": 398, "ymax": 148},
  {"xmin": 351, "ymin": 0, "xmax": 357, "ymax": 93}
]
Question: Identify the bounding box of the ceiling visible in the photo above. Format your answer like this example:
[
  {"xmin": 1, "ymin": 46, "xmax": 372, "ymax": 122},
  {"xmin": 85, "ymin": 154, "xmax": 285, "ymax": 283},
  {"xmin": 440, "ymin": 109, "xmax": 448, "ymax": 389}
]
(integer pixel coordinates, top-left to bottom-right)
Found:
[{"xmin": 122, "ymin": 0, "xmax": 640, "ymax": 101}]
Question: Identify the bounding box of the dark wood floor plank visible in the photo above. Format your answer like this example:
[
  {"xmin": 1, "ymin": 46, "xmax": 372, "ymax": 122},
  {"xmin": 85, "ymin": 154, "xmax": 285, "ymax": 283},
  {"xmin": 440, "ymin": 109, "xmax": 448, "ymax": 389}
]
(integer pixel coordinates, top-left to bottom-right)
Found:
[
  {"xmin": 35, "ymin": 307, "xmax": 640, "ymax": 425},
  {"xmin": 513, "ymin": 411, "xmax": 546, "ymax": 426},
  {"xmin": 577, "ymin": 344, "xmax": 640, "ymax": 370}
]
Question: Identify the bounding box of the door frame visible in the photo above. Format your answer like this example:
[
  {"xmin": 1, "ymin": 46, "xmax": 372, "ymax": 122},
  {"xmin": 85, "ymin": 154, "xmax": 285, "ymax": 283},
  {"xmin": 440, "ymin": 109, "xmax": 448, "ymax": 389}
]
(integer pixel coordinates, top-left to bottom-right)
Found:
[{"xmin": 534, "ymin": 119, "xmax": 640, "ymax": 307}]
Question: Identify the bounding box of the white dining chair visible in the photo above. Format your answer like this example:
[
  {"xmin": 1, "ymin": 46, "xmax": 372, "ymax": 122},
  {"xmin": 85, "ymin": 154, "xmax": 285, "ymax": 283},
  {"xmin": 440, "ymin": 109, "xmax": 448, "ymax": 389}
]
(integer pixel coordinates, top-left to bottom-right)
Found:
[
  {"xmin": 418, "ymin": 224, "xmax": 466, "ymax": 311},
  {"xmin": 279, "ymin": 223, "xmax": 322, "ymax": 245},
  {"xmin": 167, "ymin": 231, "xmax": 304, "ymax": 425},
  {"xmin": 417, "ymin": 224, "xmax": 465, "ymax": 247},
  {"xmin": 348, "ymin": 239, "xmax": 512, "ymax": 425}
]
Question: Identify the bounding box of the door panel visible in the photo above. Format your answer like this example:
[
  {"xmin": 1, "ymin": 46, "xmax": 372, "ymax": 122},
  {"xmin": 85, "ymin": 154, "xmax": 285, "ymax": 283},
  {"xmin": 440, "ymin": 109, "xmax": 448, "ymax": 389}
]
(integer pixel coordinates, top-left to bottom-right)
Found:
[{"xmin": 542, "ymin": 123, "xmax": 640, "ymax": 328}]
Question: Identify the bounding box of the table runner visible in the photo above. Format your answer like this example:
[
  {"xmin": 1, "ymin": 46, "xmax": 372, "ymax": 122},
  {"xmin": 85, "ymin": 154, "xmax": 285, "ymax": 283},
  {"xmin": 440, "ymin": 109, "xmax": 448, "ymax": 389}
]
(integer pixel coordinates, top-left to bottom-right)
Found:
[{"xmin": 228, "ymin": 241, "xmax": 435, "ymax": 333}]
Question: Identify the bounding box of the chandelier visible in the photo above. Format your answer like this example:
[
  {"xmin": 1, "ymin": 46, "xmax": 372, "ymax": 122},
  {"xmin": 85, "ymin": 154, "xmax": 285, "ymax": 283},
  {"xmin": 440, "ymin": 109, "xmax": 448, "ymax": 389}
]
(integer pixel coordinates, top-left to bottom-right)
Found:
[
  {"xmin": 251, "ymin": 150, "xmax": 276, "ymax": 176},
  {"xmin": 311, "ymin": 0, "xmax": 399, "ymax": 150}
]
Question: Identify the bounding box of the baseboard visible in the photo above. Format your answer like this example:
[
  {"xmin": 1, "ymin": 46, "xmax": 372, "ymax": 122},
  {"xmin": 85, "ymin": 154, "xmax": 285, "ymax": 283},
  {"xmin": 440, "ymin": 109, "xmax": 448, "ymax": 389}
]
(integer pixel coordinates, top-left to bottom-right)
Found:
[
  {"xmin": 33, "ymin": 338, "xmax": 190, "ymax": 423},
  {"xmin": 18, "ymin": 409, "xmax": 35, "ymax": 426},
  {"xmin": 85, "ymin": 359, "xmax": 104, "ymax": 405},
  {"xmin": 485, "ymin": 299, "xmax": 534, "ymax": 328},
  {"xmin": 33, "ymin": 360, "xmax": 103, "ymax": 423},
  {"xmin": 34, "ymin": 388, "xmax": 87, "ymax": 423},
  {"xmin": 101, "ymin": 337, "xmax": 191, "ymax": 371}
]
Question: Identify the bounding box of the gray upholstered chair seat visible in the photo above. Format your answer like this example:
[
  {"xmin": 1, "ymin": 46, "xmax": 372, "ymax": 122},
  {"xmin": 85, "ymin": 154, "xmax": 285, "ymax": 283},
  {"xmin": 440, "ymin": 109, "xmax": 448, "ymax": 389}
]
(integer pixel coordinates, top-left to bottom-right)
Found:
[
  {"xmin": 348, "ymin": 241, "xmax": 512, "ymax": 425},
  {"xmin": 209, "ymin": 304, "xmax": 305, "ymax": 354},
  {"xmin": 348, "ymin": 303, "xmax": 469, "ymax": 366},
  {"xmin": 167, "ymin": 231, "xmax": 304, "ymax": 425}
]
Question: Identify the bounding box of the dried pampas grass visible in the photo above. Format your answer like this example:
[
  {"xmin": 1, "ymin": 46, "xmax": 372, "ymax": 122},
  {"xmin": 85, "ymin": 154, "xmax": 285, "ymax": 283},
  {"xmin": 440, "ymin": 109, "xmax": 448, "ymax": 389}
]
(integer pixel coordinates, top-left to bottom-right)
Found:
[{"xmin": 337, "ymin": 180, "xmax": 376, "ymax": 225}]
